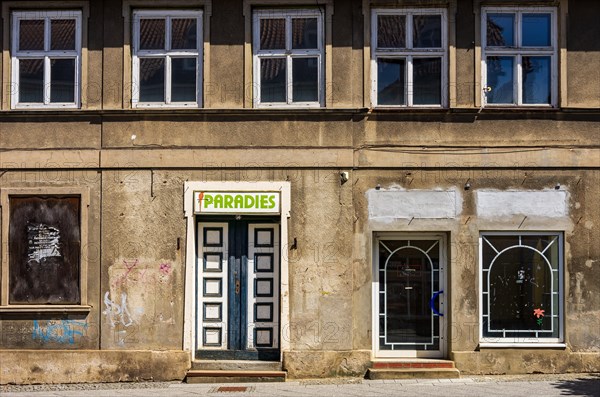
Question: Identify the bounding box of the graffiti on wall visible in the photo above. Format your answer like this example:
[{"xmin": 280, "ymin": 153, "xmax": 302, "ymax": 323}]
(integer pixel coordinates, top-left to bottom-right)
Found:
[{"xmin": 32, "ymin": 320, "xmax": 89, "ymax": 344}]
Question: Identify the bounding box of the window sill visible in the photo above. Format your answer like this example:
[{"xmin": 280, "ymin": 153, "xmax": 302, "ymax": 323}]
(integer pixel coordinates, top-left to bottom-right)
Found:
[
  {"xmin": 479, "ymin": 343, "xmax": 566, "ymax": 349},
  {"xmin": 0, "ymin": 305, "xmax": 92, "ymax": 314}
]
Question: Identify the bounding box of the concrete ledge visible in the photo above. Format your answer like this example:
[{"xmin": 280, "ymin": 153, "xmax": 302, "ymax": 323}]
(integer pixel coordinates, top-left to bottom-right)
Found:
[
  {"xmin": 0, "ymin": 350, "xmax": 190, "ymax": 385},
  {"xmin": 367, "ymin": 368, "xmax": 460, "ymax": 380},
  {"xmin": 452, "ymin": 351, "xmax": 600, "ymax": 375}
]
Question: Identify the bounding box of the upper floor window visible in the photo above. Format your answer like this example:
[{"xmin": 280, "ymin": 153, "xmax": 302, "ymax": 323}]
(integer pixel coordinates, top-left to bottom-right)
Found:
[
  {"xmin": 132, "ymin": 10, "xmax": 203, "ymax": 107},
  {"xmin": 482, "ymin": 7, "xmax": 557, "ymax": 107},
  {"xmin": 253, "ymin": 9, "xmax": 324, "ymax": 108},
  {"xmin": 371, "ymin": 9, "xmax": 447, "ymax": 107},
  {"xmin": 11, "ymin": 11, "xmax": 82, "ymax": 109}
]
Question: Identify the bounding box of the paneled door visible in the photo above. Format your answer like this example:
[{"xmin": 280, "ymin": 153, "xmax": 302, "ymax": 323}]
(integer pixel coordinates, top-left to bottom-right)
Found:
[{"xmin": 197, "ymin": 218, "xmax": 280, "ymax": 360}]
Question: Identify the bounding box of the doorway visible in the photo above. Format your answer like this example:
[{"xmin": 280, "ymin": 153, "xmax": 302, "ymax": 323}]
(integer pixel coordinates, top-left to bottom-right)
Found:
[
  {"xmin": 196, "ymin": 217, "xmax": 280, "ymax": 360},
  {"xmin": 373, "ymin": 234, "xmax": 447, "ymax": 358}
]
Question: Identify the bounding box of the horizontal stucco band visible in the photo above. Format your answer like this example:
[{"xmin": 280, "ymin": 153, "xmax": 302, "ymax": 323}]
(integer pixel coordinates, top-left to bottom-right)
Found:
[
  {"xmin": 0, "ymin": 350, "xmax": 190, "ymax": 384},
  {"xmin": 1, "ymin": 148, "xmax": 599, "ymax": 169}
]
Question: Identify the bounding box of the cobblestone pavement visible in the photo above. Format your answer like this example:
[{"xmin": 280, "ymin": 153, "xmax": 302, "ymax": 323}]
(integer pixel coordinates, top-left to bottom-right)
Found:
[{"xmin": 2, "ymin": 373, "xmax": 599, "ymax": 397}]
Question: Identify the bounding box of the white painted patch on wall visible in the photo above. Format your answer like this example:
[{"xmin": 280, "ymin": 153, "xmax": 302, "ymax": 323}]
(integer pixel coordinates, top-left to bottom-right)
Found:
[
  {"xmin": 476, "ymin": 190, "xmax": 568, "ymax": 218},
  {"xmin": 367, "ymin": 189, "xmax": 460, "ymax": 220}
]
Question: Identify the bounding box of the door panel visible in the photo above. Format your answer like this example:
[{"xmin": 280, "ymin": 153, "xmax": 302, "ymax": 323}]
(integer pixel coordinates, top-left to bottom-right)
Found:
[
  {"xmin": 374, "ymin": 236, "xmax": 446, "ymax": 358},
  {"xmin": 197, "ymin": 223, "xmax": 229, "ymax": 350},
  {"xmin": 247, "ymin": 224, "xmax": 280, "ymax": 350}
]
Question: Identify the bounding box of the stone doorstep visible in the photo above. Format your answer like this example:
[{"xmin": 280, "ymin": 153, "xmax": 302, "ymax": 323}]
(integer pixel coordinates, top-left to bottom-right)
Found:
[
  {"xmin": 367, "ymin": 368, "xmax": 461, "ymax": 380},
  {"xmin": 191, "ymin": 360, "xmax": 283, "ymax": 371},
  {"xmin": 185, "ymin": 370, "xmax": 287, "ymax": 384},
  {"xmin": 372, "ymin": 359, "xmax": 456, "ymax": 369}
]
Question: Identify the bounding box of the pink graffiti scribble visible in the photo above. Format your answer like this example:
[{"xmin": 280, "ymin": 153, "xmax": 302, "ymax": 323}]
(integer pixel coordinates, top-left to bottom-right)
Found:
[{"xmin": 159, "ymin": 262, "xmax": 172, "ymax": 275}]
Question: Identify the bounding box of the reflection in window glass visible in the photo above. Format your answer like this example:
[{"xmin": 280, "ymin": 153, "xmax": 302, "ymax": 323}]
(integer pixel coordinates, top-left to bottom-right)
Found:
[
  {"xmin": 260, "ymin": 19, "xmax": 286, "ymax": 50},
  {"xmin": 522, "ymin": 14, "xmax": 551, "ymax": 47},
  {"xmin": 377, "ymin": 15, "xmax": 406, "ymax": 48},
  {"xmin": 171, "ymin": 19, "xmax": 197, "ymax": 50},
  {"xmin": 292, "ymin": 18, "xmax": 318, "ymax": 49},
  {"xmin": 523, "ymin": 56, "xmax": 551, "ymax": 104},
  {"xmin": 413, "ymin": 15, "xmax": 441, "ymax": 48},
  {"xmin": 139, "ymin": 58, "xmax": 165, "ymax": 102},
  {"xmin": 482, "ymin": 234, "xmax": 561, "ymax": 340},
  {"xmin": 19, "ymin": 59, "xmax": 44, "ymax": 103},
  {"xmin": 260, "ymin": 58, "xmax": 286, "ymax": 102},
  {"xmin": 19, "ymin": 20, "xmax": 45, "ymax": 51},
  {"xmin": 486, "ymin": 56, "xmax": 514, "ymax": 104},
  {"xmin": 51, "ymin": 20, "xmax": 76, "ymax": 50},
  {"xmin": 139, "ymin": 19, "xmax": 165, "ymax": 50},
  {"xmin": 50, "ymin": 59, "xmax": 75, "ymax": 103},
  {"xmin": 171, "ymin": 58, "xmax": 197, "ymax": 102},
  {"xmin": 292, "ymin": 57, "xmax": 318, "ymax": 102},
  {"xmin": 413, "ymin": 58, "xmax": 441, "ymax": 105},
  {"xmin": 377, "ymin": 58, "xmax": 405, "ymax": 106},
  {"xmin": 487, "ymin": 14, "xmax": 514, "ymax": 47}
]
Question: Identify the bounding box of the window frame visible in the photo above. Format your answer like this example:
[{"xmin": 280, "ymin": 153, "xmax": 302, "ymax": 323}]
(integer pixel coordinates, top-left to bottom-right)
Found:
[
  {"xmin": 481, "ymin": 6, "xmax": 558, "ymax": 108},
  {"xmin": 0, "ymin": 188, "xmax": 90, "ymax": 313},
  {"xmin": 371, "ymin": 8, "xmax": 448, "ymax": 108},
  {"xmin": 131, "ymin": 9, "xmax": 203, "ymax": 108},
  {"xmin": 478, "ymin": 231, "xmax": 564, "ymax": 346},
  {"xmin": 252, "ymin": 8, "xmax": 325, "ymax": 108},
  {"xmin": 10, "ymin": 10, "xmax": 82, "ymax": 109}
]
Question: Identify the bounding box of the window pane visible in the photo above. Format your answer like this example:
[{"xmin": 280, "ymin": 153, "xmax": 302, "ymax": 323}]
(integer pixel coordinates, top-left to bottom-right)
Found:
[
  {"xmin": 292, "ymin": 57, "xmax": 318, "ymax": 102},
  {"xmin": 486, "ymin": 56, "xmax": 514, "ymax": 104},
  {"xmin": 172, "ymin": 18, "xmax": 197, "ymax": 50},
  {"xmin": 487, "ymin": 14, "xmax": 514, "ymax": 47},
  {"xmin": 413, "ymin": 58, "xmax": 441, "ymax": 105},
  {"xmin": 260, "ymin": 19, "xmax": 286, "ymax": 50},
  {"xmin": 19, "ymin": 19, "xmax": 45, "ymax": 51},
  {"xmin": 413, "ymin": 15, "xmax": 441, "ymax": 48},
  {"xmin": 51, "ymin": 19, "xmax": 76, "ymax": 51},
  {"xmin": 377, "ymin": 58, "xmax": 405, "ymax": 106},
  {"xmin": 522, "ymin": 14, "xmax": 551, "ymax": 47},
  {"xmin": 260, "ymin": 58, "xmax": 286, "ymax": 102},
  {"xmin": 9, "ymin": 196, "xmax": 81, "ymax": 305},
  {"xmin": 139, "ymin": 58, "xmax": 165, "ymax": 102},
  {"xmin": 377, "ymin": 15, "xmax": 406, "ymax": 48},
  {"xmin": 292, "ymin": 18, "xmax": 318, "ymax": 49},
  {"xmin": 50, "ymin": 59, "xmax": 75, "ymax": 103},
  {"xmin": 171, "ymin": 58, "xmax": 197, "ymax": 102},
  {"xmin": 19, "ymin": 59, "xmax": 44, "ymax": 103},
  {"xmin": 523, "ymin": 56, "xmax": 551, "ymax": 105},
  {"xmin": 139, "ymin": 19, "xmax": 165, "ymax": 50}
]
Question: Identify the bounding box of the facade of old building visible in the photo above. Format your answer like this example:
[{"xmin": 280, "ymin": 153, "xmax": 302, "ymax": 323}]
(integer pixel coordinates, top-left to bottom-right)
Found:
[{"xmin": 0, "ymin": 0, "xmax": 598, "ymax": 384}]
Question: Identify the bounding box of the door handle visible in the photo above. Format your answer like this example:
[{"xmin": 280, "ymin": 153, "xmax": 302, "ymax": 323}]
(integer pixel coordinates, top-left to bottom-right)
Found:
[{"xmin": 235, "ymin": 279, "xmax": 240, "ymax": 295}]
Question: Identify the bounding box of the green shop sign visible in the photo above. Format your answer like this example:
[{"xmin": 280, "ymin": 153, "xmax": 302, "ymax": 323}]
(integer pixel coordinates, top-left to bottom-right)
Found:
[{"xmin": 194, "ymin": 191, "xmax": 281, "ymax": 214}]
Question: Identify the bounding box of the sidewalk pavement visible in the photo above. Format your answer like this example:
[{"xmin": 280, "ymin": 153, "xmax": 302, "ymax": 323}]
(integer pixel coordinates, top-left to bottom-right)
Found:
[{"xmin": 1, "ymin": 373, "xmax": 599, "ymax": 397}]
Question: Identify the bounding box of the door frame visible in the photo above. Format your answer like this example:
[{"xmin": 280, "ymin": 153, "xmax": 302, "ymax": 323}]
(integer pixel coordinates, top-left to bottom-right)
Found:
[
  {"xmin": 372, "ymin": 232, "xmax": 448, "ymax": 359},
  {"xmin": 183, "ymin": 182, "xmax": 291, "ymax": 361}
]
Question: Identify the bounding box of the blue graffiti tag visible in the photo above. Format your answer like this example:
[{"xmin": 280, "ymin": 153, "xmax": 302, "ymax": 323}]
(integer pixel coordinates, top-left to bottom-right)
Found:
[{"xmin": 32, "ymin": 320, "xmax": 88, "ymax": 344}]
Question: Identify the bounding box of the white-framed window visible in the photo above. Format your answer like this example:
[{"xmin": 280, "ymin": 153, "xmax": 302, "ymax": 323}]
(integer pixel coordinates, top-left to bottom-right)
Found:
[
  {"xmin": 253, "ymin": 9, "xmax": 324, "ymax": 108},
  {"xmin": 479, "ymin": 232, "xmax": 564, "ymax": 344},
  {"xmin": 481, "ymin": 7, "xmax": 557, "ymax": 107},
  {"xmin": 132, "ymin": 10, "xmax": 203, "ymax": 108},
  {"xmin": 371, "ymin": 8, "xmax": 448, "ymax": 107},
  {"xmin": 11, "ymin": 10, "xmax": 82, "ymax": 109}
]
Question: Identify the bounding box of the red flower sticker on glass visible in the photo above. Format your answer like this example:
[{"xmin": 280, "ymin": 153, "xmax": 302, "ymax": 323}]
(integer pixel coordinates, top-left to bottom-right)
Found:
[{"xmin": 534, "ymin": 308, "xmax": 545, "ymax": 326}]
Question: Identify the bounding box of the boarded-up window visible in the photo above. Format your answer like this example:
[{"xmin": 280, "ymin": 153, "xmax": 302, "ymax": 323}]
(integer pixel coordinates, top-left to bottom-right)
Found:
[{"xmin": 9, "ymin": 196, "xmax": 81, "ymax": 304}]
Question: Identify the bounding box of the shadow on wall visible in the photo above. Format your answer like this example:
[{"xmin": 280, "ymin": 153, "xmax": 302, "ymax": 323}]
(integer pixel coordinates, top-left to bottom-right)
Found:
[{"xmin": 552, "ymin": 374, "xmax": 600, "ymax": 397}]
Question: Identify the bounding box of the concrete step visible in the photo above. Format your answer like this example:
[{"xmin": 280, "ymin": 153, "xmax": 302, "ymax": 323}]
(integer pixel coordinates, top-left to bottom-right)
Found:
[
  {"xmin": 185, "ymin": 370, "xmax": 287, "ymax": 383},
  {"xmin": 368, "ymin": 359, "xmax": 460, "ymax": 379},
  {"xmin": 367, "ymin": 367, "xmax": 460, "ymax": 380},
  {"xmin": 191, "ymin": 360, "xmax": 282, "ymax": 371}
]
